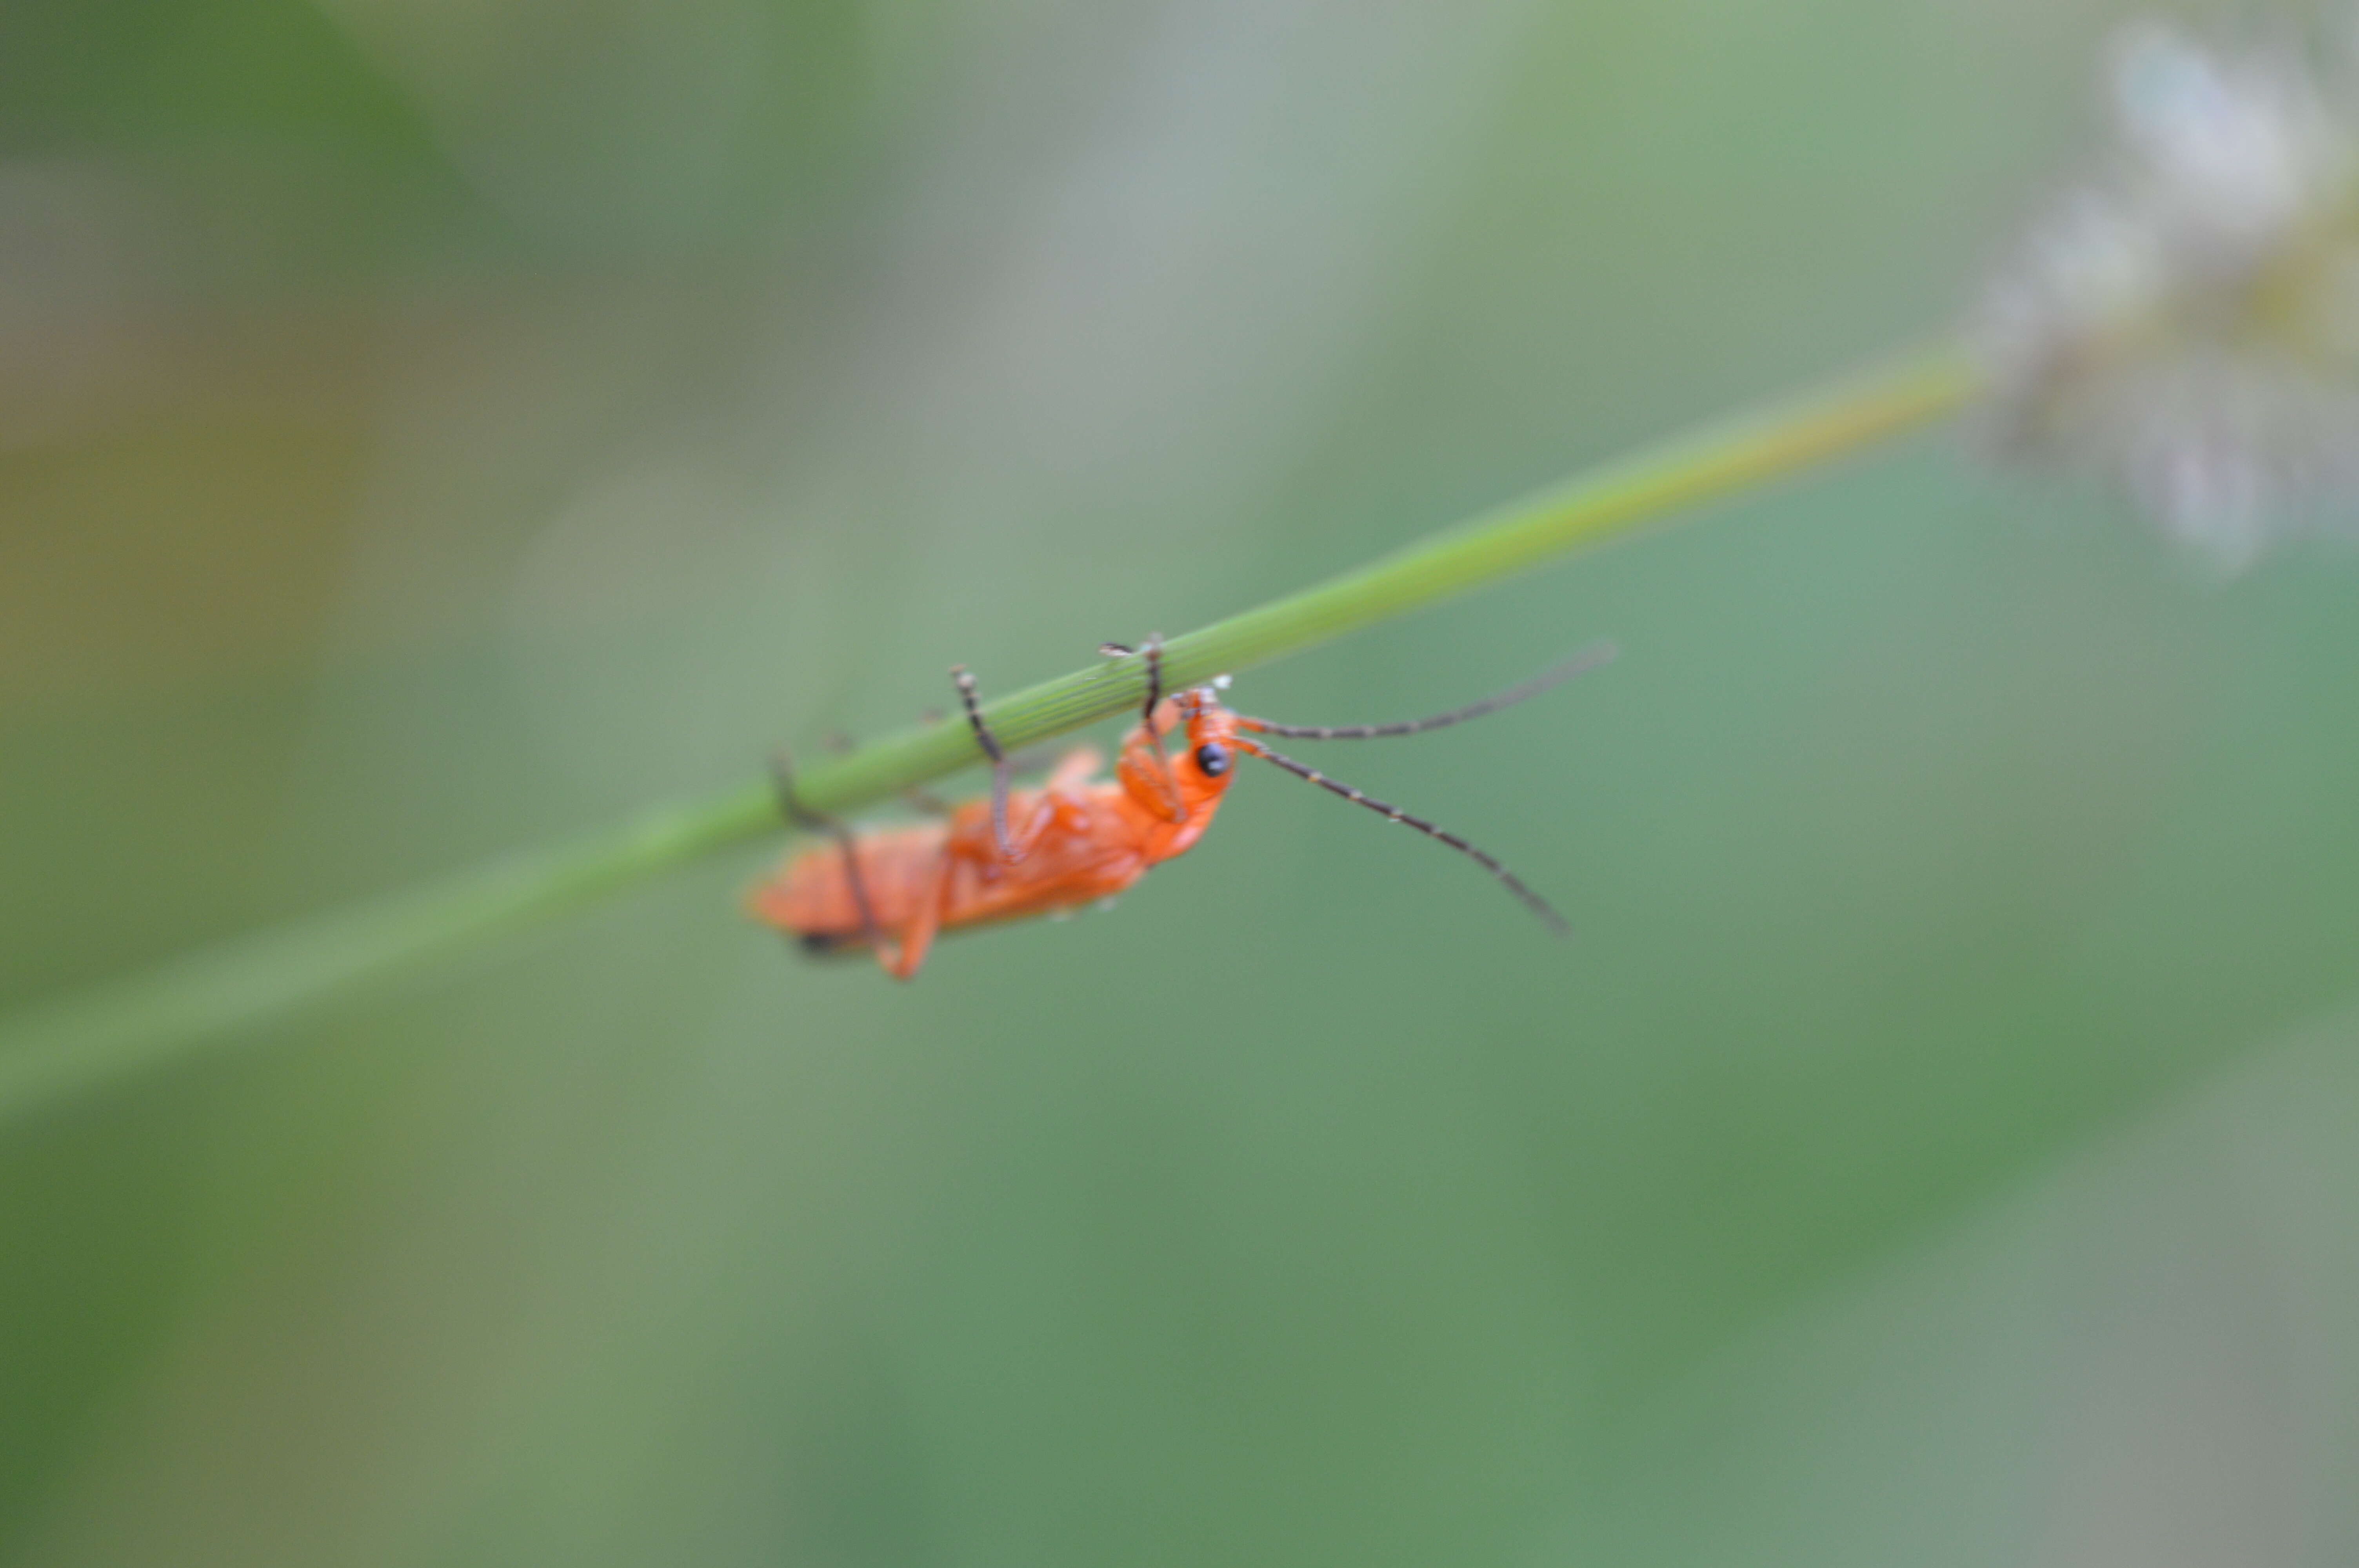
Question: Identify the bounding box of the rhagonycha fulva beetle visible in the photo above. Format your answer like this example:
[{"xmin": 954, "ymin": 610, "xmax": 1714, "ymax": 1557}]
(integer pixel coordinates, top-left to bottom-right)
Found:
[{"xmin": 750, "ymin": 637, "xmax": 1616, "ymax": 978}]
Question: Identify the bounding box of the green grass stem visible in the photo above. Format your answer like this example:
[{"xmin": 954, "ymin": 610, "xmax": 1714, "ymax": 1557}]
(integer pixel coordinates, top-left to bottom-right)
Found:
[{"xmin": 0, "ymin": 340, "xmax": 1981, "ymax": 1124}]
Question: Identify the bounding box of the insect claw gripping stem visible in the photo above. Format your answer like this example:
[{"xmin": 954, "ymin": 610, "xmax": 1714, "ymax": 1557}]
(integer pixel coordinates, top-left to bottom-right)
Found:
[
  {"xmin": 1102, "ymin": 635, "xmax": 1185, "ymax": 821},
  {"xmin": 951, "ymin": 665, "xmax": 1019, "ymax": 862},
  {"xmin": 771, "ymin": 751, "xmax": 889, "ymax": 958}
]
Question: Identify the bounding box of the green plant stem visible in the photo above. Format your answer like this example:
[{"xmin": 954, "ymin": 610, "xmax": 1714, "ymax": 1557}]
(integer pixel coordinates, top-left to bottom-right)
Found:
[{"xmin": 0, "ymin": 340, "xmax": 1981, "ymax": 1124}]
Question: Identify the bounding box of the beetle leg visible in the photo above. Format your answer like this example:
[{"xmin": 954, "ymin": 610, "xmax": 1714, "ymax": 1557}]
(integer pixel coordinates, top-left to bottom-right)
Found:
[
  {"xmin": 982, "ymin": 743, "xmax": 1102, "ymax": 867},
  {"xmin": 771, "ymin": 750, "xmax": 891, "ymax": 962},
  {"xmin": 881, "ymin": 844, "xmax": 956, "ymax": 980},
  {"xmin": 1102, "ymin": 636, "xmax": 1184, "ymax": 820},
  {"xmin": 951, "ymin": 664, "xmax": 1020, "ymax": 862}
]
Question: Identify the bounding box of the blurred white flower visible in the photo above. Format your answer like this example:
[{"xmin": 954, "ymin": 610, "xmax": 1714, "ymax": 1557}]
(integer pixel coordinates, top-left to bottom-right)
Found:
[{"xmin": 1978, "ymin": 19, "xmax": 2359, "ymax": 570}]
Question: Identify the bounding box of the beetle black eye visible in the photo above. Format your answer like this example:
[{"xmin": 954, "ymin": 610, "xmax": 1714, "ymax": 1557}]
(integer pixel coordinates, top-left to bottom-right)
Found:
[{"xmin": 1193, "ymin": 742, "xmax": 1230, "ymax": 777}]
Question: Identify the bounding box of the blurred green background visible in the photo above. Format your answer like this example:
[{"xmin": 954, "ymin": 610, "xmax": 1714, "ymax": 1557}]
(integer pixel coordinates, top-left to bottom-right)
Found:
[{"xmin": 6, "ymin": 0, "xmax": 2359, "ymax": 1563}]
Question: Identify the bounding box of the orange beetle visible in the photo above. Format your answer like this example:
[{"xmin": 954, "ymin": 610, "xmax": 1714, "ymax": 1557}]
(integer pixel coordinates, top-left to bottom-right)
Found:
[{"xmin": 752, "ymin": 638, "xmax": 1613, "ymax": 978}]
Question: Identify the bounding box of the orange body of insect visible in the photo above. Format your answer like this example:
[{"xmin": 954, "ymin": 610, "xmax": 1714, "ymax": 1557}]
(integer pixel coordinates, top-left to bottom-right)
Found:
[
  {"xmin": 751, "ymin": 639, "xmax": 1613, "ymax": 978},
  {"xmin": 750, "ymin": 690, "xmax": 1236, "ymax": 978}
]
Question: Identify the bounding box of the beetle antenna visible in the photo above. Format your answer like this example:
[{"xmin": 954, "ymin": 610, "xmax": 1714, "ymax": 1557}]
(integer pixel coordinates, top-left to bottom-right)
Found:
[
  {"xmin": 1233, "ymin": 737, "xmax": 1568, "ymax": 935},
  {"xmin": 1235, "ymin": 640, "xmax": 1616, "ymax": 740}
]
